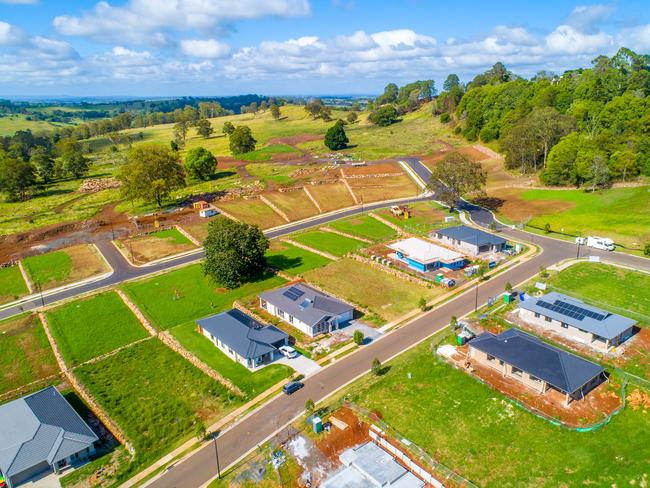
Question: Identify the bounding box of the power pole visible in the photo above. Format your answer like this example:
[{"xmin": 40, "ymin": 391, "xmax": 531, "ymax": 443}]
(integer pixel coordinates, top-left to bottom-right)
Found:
[{"xmin": 213, "ymin": 436, "xmax": 221, "ymax": 479}]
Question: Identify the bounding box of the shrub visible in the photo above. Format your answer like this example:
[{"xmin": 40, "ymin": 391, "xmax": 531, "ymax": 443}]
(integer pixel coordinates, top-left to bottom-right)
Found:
[
  {"xmin": 440, "ymin": 112, "xmax": 450, "ymax": 123},
  {"xmin": 353, "ymin": 329, "xmax": 364, "ymax": 345},
  {"xmin": 371, "ymin": 358, "xmax": 382, "ymax": 376}
]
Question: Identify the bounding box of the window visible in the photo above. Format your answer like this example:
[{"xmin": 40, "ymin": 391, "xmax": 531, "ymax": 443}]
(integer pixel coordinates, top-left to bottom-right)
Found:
[
  {"xmin": 561, "ymin": 322, "xmax": 569, "ymax": 329},
  {"xmin": 288, "ymin": 315, "xmax": 294, "ymax": 324},
  {"xmin": 529, "ymin": 375, "xmax": 541, "ymax": 383},
  {"xmin": 534, "ymin": 312, "xmax": 540, "ymax": 318},
  {"xmin": 260, "ymin": 300, "xmax": 267, "ymax": 310},
  {"xmin": 544, "ymin": 316, "xmax": 552, "ymax": 322},
  {"xmin": 487, "ymin": 354, "xmax": 496, "ymax": 362},
  {"xmin": 277, "ymin": 309, "xmax": 285, "ymax": 319},
  {"xmin": 511, "ymin": 367, "xmax": 523, "ymax": 377}
]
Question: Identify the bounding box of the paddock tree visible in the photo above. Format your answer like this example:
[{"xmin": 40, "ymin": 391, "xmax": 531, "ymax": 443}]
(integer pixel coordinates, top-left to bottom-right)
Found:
[
  {"xmin": 222, "ymin": 121, "xmax": 235, "ymax": 135},
  {"xmin": 195, "ymin": 117, "xmax": 213, "ymax": 138},
  {"xmin": 118, "ymin": 143, "xmax": 186, "ymax": 208},
  {"xmin": 428, "ymin": 151, "xmax": 486, "ymax": 210},
  {"xmin": 324, "ymin": 120, "xmax": 349, "ymax": 150},
  {"xmin": 270, "ymin": 104, "xmax": 281, "ymax": 120},
  {"xmin": 184, "ymin": 146, "xmax": 217, "ymax": 180},
  {"xmin": 203, "ymin": 218, "xmax": 269, "ymax": 289},
  {"xmin": 229, "ymin": 125, "xmax": 256, "ymax": 155},
  {"xmin": 0, "ymin": 154, "xmax": 36, "ymax": 201},
  {"xmin": 368, "ymin": 104, "xmax": 399, "ymax": 126}
]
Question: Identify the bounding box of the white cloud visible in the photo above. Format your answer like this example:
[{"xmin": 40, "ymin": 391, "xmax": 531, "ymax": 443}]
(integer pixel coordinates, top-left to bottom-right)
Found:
[
  {"xmin": 53, "ymin": 0, "xmax": 311, "ymax": 46},
  {"xmin": 0, "ymin": 21, "xmax": 26, "ymax": 46},
  {"xmin": 545, "ymin": 25, "xmax": 614, "ymax": 54},
  {"xmin": 567, "ymin": 4, "xmax": 614, "ymax": 32},
  {"xmin": 0, "ymin": 0, "xmax": 38, "ymax": 4},
  {"xmin": 181, "ymin": 39, "xmax": 231, "ymax": 59}
]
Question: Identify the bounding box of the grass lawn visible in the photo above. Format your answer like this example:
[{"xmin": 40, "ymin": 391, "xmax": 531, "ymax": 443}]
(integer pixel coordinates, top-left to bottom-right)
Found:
[
  {"xmin": 74, "ymin": 339, "xmax": 242, "ymax": 480},
  {"xmin": 266, "ymin": 241, "xmax": 332, "ymax": 276},
  {"xmin": 246, "ymin": 162, "xmax": 297, "ymax": 186},
  {"xmin": 217, "ymin": 198, "xmax": 287, "ymax": 229},
  {"xmin": 22, "ymin": 244, "xmax": 109, "ymax": 291},
  {"xmin": 0, "ymin": 265, "xmax": 29, "ymax": 304},
  {"xmin": 263, "ymin": 190, "xmax": 320, "ymax": 221},
  {"xmin": 117, "ymin": 228, "xmax": 196, "ymax": 265},
  {"xmin": 329, "ymin": 215, "xmax": 397, "ymax": 242},
  {"xmin": 0, "ymin": 314, "xmax": 59, "ymax": 396},
  {"xmin": 238, "ymin": 144, "xmax": 300, "ymax": 162},
  {"xmin": 122, "ymin": 264, "xmax": 287, "ymax": 330},
  {"xmin": 46, "ymin": 292, "xmax": 149, "ymax": 366},
  {"xmin": 171, "ymin": 322, "xmax": 293, "ymax": 398},
  {"xmin": 291, "ymin": 230, "xmax": 366, "ymax": 257},
  {"xmin": 376, "ymin": 201, "xmax": 450, "ymax": 235},
  {"xmin": 348, "ymin": 334, "xmax": 650, "ymax": 487},
  {"xmin": 496, "ymin": 186, "xmax": 650, "ymax": 250},
  {"xmin": 306, "ymin": 182, "xmax": 356, "ymax": 212},
  {"xmin": 303, "ymin": 258, "xmax": 442, "ymax": 324}
]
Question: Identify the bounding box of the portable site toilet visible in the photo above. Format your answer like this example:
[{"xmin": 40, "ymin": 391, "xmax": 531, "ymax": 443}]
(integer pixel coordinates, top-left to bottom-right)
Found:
[
  {"xmin": 435, "ymin": 273, "xmax": 444, "ymax": 283},
  {"xmin": 504, "ymin": 292, "xmax": 517, "ymax": 304},
  {"xmin": 312, "ymin": 416, "xmax": 323, "ymax": 434}
]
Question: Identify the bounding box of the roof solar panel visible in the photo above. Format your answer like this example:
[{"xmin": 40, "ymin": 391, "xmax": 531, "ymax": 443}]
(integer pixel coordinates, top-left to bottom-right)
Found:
[
  {"xmin": 282, "ymin": 286, "xmax": 305, "ymax": 301},
  {"xmin": 556, "ymin": 300, "xmax": 605, "ymax": 321}
]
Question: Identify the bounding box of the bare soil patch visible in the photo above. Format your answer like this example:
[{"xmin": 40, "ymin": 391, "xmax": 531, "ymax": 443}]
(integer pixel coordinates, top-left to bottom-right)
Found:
[
  {"xmin": 347, "ymin": 174, "xmax": 419, "ymax": 202},
  {"xmin": 476, "ymin": 188, "xmax": 574, "ymax": 222},
  {"xmin": 458, "ymin": 146, "xmax": 491, "ymax": 162},
  {"xmin": 116, "ymin": 229, "xmax": 196, "ymax": 265},
  {"xmin": 66, "ymin": 244, "xmax": 111, "ymax": 282},
  {"xmin": 342, "ymin": 162, "xmax": 403, "ymax": 176}
]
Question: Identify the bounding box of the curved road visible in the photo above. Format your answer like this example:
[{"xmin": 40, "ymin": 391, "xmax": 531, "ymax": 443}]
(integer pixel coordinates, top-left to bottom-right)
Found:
[{"xmin": 145, "ymin": 159, "xmax": 650, "ymax": 488}]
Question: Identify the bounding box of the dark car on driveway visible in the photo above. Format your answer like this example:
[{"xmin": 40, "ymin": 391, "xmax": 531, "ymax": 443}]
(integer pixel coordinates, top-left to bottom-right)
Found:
[{"xmin": 282, "ymin": 381, "xmax": 304, "ymax": 395}]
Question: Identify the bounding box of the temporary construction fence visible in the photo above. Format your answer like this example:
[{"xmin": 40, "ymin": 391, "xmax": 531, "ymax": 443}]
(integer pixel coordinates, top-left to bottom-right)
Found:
[{"xmin": 430, "ymin": 334, "xmax": 634, "ymax": 432}]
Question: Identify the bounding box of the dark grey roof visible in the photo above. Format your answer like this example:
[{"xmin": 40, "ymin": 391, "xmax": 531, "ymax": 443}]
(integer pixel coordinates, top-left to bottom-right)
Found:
[
  {"xmin": 0, "ymin": 386, "xmax": 98, "ymax": 478},
  {"xmin": 197, "ymin": 309, "xmax": 288, "ymax": 360},
  {"xmin": 470, "ymin": 329, "xmax": 604, "ymax": 394},
  {"xmin": 519, "ymin": 292, "xmax": 636, "ymax": 340},
  {"xmin": 434, "ymin": 225, "xmax": 506, "ymax": 247},
  {"xmin": 259, "ymin": 283, "xmax": 354, "ymax": 326}
]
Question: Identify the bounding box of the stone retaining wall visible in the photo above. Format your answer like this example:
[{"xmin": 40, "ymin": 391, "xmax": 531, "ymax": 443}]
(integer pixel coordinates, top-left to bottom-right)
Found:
[
  {"xmin": 212, "ymin": 206, "xmax": 240, "ymax": 222},
  {"xmin": 116, "ymin": 290, "xmax": 157, "ymax": 336},
  {"xmin": 368, "ymin": 212, "xmax": 404, "ymax": 234},
  {"xmin": 175, "ymin": 224, "xmax": 201, "ymax": 247},
  {"xmin": 18, "ymin": 261, "xmax": 34, "ymax": 293},
  {"xmin": 259, "ymin": 195, "xmax": 291, "ymax": 222},
  {"xmin": 340, "ymin": 169, "xmax": 359, "ymax": 204},
  {"xmin": 303, "ymin": 186, "xmax": 323, "ymax": 213},
  {"xmin": 319, "ymin": 226, "xmax": 372, "ymax": 244},
  {"xmin": 158, "ymin": 332, "xmax": 244, "ymax": 397},
  {"xmin": 283, "ymin": 239, "xmax": 338, "ymax": 261}
]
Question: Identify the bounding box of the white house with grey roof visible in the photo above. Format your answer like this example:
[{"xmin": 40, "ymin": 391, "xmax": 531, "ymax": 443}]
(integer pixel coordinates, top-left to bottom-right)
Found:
[
  {"xmin": 431, "ymin": 225, "xmax": 506, "ymax": 256},
  {"xmin": 0, "ymin": 386, "xmax": 98, "ymax": 488},
  {"xmin": 259, "ymin": 283, "xmax": 354, "ymax": 337},
  {"xmin": 196, "ymin": 309, "xmax": 289, "ymax": 370},
  {"xmin": 518, "ymin": 292, "xmax": 636, "ymax": 351}
]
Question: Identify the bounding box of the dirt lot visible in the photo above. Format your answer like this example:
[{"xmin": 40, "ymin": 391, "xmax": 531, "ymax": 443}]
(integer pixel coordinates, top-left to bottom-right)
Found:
[
  {"xmin": 475, "ymin": 187, "xmax": 574, "ymax": 223},
  {"xmin": 342, "ymin": 162, "xmax": 404, "ymax": 177},
  {"xmin": 115, "ymin": 228, "xmax": 197, "ymax": 265},
  {"xmin": 307, "ymin": 182, "xmax": 356, "ymax": 212}
]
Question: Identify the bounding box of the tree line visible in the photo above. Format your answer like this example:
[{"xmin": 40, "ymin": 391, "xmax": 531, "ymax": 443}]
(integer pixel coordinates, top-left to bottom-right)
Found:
[{"xmin": 448, "ymin": 47, "xmax": 649, "ymax": 188}]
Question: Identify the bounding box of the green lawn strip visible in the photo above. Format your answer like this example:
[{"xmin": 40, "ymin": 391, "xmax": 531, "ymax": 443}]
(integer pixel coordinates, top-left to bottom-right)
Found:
[
  {"xmin": 376, "ymin": 201, "xmax": 451, "ymax": 235},
  {"xmin": 122, "ymin": 264, "xmax": 287, "ymax": 330},
  {"xmin": 0, "ymin": 314, "xmax": 59, "ymax": 395},
  {"xmin": 238, "ymin": 144, "xmax": 300, "ymax": 162},
  {"xmin": 46, "ymin": 291, "xmax": 149, "ymax": 366},
  {"xmin": 348, "ymin": 334, "xmax": 649, "ymax": 487},
  {"xmin": 266, "ymin": 242, "xmax": 331, "ymax": 275},
  {"xmin": 170, "ymin": 322, "xmax": 293, "ymax": 399},
  {"xmin": 291, "ymin": 230, "xmax": 366, "ymax": 256},
  {"xmin": 0, "ymin": 265, "xmax": 29, "ymax": 304},
  {"xmin": 545, "ymin": 262, "xmax": 650, "ymax": 322},
  {"xmin": 22, "ymin": 250, "xmax": 73, "ymax": 288},
  {"xmin": 148, "ymin": 227, "xmax": 194, "ymax": 245},
  {"xmin": 303, "ymin": 258, "xmax": 442, "ymax": 323},
  {"xmin": 523, "ymin": 186, "xmax": 650, "ymax": 250},
  {"xmin": 74, "ymin": 339, "xmax": 243, "ymax": 483},
  {"xmin": 329, "ymin": 215, "xmax": 397, "ymax": 242}
]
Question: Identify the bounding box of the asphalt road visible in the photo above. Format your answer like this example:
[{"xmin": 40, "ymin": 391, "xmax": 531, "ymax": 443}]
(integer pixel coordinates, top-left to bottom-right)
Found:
[
  {"xmin": 146, "ymin": 160, "xmax": 650, "ymax": 488},
  {"xmin": 0, "ymin": 195, "xmax": 428, "ymax": 321}
]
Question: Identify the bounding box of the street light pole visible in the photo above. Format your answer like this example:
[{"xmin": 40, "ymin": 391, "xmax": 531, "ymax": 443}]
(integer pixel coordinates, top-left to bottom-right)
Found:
[{"xmin": 213, "ymin": 436, "xmax": 221, "ymax": 480}]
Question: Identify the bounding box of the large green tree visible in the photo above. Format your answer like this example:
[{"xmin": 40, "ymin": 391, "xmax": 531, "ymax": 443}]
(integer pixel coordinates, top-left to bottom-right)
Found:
[
  {"xmin": 0, "ymin": 154, "xmax": 36, "ymax": 201},
  {"xmin": 56, "ymin": 138, "xmax": 89, "ymax": 178},
  {"xmin": 368, "ymin": 105, "xmax": 399, "ymax": 126},
  {"xmin": 195, "ymin": 118, "xmax": 213, "ymax": 138},
  {"xmin": 324, "ymin": 120, "xmax": 349, "ymax": 150},
  {"xmin": 428, "ymin": 152, "xmax": 486, "ymax": 210},
  {"xmin": 229, "ymin": 126, "xmax": 256, "ymax": 155},
  {"xmin": 30, "ymin": 146, "xmax": 55, "ymax": 183},
  {"xmin": 222, "ymin": 121, "xmax": 235, "ymax": 135},
  {"xmin": 185, "ymin": 147, "xmax": 217, "ymax": 180},
  {"xmin": 118, "ymin": 143, "xmax": 186, "ymax": 207},
  {"xmin": 203, "ymin": 218, "xmax": 269, "ymax": 288}
]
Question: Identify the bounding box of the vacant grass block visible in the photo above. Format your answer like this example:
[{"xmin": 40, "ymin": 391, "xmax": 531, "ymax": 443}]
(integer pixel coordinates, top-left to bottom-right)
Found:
[
  {"xmin": 291, "ymin": 230, "xmax": 366, "ymax": 256},
  {"xmin": 0, "ymin": 265, "xmax": 29, "ymax": 304}
]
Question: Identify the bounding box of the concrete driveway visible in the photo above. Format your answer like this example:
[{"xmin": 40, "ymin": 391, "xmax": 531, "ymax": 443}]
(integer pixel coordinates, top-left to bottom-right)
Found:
[
  {"xmin": 276, "ymin": 354, "xmax": 321, "ymax": 377},
  {"xmin": 340, "ymin": 321, "xmax": 383, "ymax": 343},
  {"xmin": 21, "ymin": 469, "xmax": 61, "ymax": 488}
]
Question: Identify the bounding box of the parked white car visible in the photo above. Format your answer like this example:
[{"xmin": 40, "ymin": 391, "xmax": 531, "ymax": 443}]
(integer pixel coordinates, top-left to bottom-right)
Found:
[{"xmin": 279, "ymin": 345, "xmax": 299, "ymax": 358}]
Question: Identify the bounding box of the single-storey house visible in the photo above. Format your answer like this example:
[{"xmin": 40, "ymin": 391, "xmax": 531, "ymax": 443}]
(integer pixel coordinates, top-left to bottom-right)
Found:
[
  {"xmin": 518, "ymin": 292, "xmax": 636, "ymax": 351},
  {"xmin": 431, "ymin": 225, "xmax": 506, "ymax": 256},
  {"xmin": 196, "ymin": 309, "xmax": 289, "ymax": 370},
  {"xmin": 388, "ymin": 237, "xmax": 466, "ymax": 272},
  {"xmin": 259, "ymin": 283, "xmax": 354, "ymax": 337},
  {"xmin": 0, "ymin": 387, "xmax": 98, "ymax": 488},
  {"xmin": 469, "ymin": 328, "xmax": 605, "ymax": 404}
]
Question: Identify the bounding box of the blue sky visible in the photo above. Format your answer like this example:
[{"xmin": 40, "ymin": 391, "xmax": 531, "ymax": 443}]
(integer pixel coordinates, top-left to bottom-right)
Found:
[{"xmin": 0, "ymin": 0, "xmax": 649, "ymax": 97}]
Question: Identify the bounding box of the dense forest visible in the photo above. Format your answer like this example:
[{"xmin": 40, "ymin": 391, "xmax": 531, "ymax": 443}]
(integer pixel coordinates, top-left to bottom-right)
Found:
[{"xmin": 450, "ymin": 48, "xmax": 650, "ymax": 188}]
